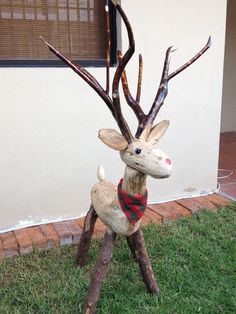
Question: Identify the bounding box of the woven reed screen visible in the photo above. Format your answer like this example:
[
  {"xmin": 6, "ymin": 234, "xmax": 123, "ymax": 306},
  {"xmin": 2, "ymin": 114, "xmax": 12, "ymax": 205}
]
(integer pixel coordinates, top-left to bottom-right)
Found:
[{"xmin": 0, "ymin": 0, "xmax": 107, "ymax": 61}]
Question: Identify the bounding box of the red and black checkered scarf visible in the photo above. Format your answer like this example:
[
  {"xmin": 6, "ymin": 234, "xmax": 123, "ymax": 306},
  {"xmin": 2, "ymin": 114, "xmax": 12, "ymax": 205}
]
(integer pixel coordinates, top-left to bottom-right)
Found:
[{"xmin": 117, "ymin": 179, "xmax": 148, "ymax": 224}]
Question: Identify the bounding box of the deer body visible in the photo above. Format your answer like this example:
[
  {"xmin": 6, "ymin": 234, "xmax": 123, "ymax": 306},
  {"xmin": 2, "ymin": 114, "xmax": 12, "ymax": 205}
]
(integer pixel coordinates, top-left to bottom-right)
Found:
[
  {"xmin": 91, "ymin": 166, "xmax": 144, "ymax": 236},
  {"xmin": 91, "ymin": 126, "xmax": 173, "ymax": 236},
  {"xmin": 41, "ymin": 1, "xmax": 211, "ymax": 311}
]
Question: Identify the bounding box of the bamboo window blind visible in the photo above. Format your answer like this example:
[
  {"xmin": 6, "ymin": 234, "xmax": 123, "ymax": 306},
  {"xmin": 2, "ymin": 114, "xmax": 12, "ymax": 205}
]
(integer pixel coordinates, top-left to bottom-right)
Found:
[{"xmin": 0, "ymin": 0, "xmax": 107, "ymax": 62}]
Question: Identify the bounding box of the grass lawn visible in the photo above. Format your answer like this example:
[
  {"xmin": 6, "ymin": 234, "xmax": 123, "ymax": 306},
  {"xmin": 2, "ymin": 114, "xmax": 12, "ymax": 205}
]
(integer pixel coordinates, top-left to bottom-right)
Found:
[{"xmin": 0, "ymin": 203, "xmax": 235, "ymax": 314}]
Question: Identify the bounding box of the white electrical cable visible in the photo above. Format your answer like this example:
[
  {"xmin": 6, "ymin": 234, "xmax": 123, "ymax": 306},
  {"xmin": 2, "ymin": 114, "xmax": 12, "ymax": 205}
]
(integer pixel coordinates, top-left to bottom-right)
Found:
[{"xmin": 218, "ymin": 168, "xmax": 234, "ymax": 179}]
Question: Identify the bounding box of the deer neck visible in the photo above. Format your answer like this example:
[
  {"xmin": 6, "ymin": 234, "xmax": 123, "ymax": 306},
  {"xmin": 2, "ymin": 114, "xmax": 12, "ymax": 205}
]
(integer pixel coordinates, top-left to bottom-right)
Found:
[{"xmin": 122, "ymin": 165, "xmax": 147, "ymax": 196}]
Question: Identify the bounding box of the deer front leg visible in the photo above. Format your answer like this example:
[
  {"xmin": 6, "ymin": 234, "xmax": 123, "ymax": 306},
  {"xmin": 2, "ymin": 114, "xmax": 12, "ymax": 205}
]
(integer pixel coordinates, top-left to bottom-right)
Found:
[
  {"xmin": 127, "ymin": 228, "xmax": 160, "ymax": 294},
  {"xmin": 83, "ymin": 228, "xmax": 117, "ymax": 314},
  {"xmin": 76, "ymin": 204, "xmax": 98, "ymax": 267}
]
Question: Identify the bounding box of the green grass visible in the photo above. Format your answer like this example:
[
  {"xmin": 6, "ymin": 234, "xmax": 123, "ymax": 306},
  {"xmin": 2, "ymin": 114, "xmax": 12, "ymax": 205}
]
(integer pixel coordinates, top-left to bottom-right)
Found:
[{"xmin": 0, "ymin": 204, "xmax": 236, "ymax": 314}]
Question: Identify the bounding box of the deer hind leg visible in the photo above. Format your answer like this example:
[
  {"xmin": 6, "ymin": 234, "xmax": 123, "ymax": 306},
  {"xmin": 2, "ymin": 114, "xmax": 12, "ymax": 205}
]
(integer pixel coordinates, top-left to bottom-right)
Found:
[
  {"xmin": 126, "ymin": 234, "xmax": 138, "ymax": 262},
  {"xmin": 76, "ymin": 204, "xmax": 98, "ymax": 267},
  {"xmin": 126, "ymin": 228, "xmax": 160, "ymax": 294},
  {"xmin": 83, "ymin": 228, "xmax": 117, "ymax": 314}
]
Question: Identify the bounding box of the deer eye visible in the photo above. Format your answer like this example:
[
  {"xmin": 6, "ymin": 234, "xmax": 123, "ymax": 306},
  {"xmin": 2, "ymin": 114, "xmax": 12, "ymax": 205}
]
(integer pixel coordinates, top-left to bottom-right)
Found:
[{"xmin": 135, "ymin": 148, "xmax": 142, "ymax": 155}]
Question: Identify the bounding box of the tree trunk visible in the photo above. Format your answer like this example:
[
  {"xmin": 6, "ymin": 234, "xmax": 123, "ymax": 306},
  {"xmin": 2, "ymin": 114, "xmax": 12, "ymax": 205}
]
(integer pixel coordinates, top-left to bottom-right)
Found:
[
  {"xmin": 83, "ymin": 229, "xmax": 117, "ymax": 314},
  {"xmin": 126, "ymin": 234, "xmax": 138, "ymax": 262},
  {"xmin": 127, "ymin": 228, "xmax": 160, "ymax": 294},
  {"xmin": 76, "ymin": 205, "xmax": 98, "ymax": 267}
]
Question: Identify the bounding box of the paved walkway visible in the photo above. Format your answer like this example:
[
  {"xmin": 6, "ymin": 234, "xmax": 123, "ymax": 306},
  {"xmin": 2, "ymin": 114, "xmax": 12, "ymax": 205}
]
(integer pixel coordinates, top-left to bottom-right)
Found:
[
  {"xmin": 218, "ymin": 132, "xmax": 236, "ymax": 200},
  {"xmin": 0, "ymin": 194, "xmax": 231, "ymax": 259}
]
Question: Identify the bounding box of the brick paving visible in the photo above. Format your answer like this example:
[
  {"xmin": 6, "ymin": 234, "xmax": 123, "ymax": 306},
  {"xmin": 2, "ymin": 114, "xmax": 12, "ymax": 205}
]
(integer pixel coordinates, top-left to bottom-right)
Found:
[
  {"xmin": 185, "ymin": 197, "xmax": 218, "ymax": 211},
  {"xmin": 0, "ymin": 237, "xmax": 4, "ymax": 259},
  {"xmin": 64, "ymin": 220, "xmax": 82, "ymax": 244},
  {"xmin": 1, "ymin": 232, "xmax": 19, "ymax": 258},
  {"xmin": 141, "ymin": 208, "xmax": 162, "ymax": 225},
  {"xmin": 52, "ymin": 222, "xmax": 73, "ymax": 246},
  {"xmin": 0, "ymin": 193, "xmax": 232, "ymax": 260},
  {"xmin": 27, "ymin": 227, "xmax": 47, "ymax": 249},
  {"xmin": 14, "ymin": 228, "xmax": 33, "ymax": 255},
  {"xmin": 40, "ymin": 224, "xmax": 60, "ymax": 249}
]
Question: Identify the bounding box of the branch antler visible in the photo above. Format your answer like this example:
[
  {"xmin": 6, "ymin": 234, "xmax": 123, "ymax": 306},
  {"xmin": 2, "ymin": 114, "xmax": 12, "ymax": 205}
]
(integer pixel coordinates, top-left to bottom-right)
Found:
[
  {"xmin": 136, "ymin": 54, "xmax": 143, "ymax": 103},
  {"xmin": 135, "ymin": 36, "xmax": 212, "ymax": 137},
  {"xmin": 40, "ymin": 36, "xmax": 115, "ymax": 118},
  {"xmin": 168, "ymin": 36, "xmax": 212, "ymax": 80},
  {"xmin": 41, "ymin": 0, "xmax": 211, "ymax": 144},
  {"xmin": 117, "ymin": 50, "xmax": 145, "ymax": 123},
  {"xmin": 105, "ymin": 0, "xmax": 111, "ymax": 94},
  {"xmin": 40, "ymin": 0, "xmax": 135, "ymax": 143}
]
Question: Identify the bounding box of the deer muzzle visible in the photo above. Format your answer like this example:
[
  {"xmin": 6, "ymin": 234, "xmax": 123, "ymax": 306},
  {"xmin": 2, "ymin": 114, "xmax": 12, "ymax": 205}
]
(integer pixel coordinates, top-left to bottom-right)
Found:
[{"xmin": 120, "ymin": 147, "xmax": 172, "ymax": 179}]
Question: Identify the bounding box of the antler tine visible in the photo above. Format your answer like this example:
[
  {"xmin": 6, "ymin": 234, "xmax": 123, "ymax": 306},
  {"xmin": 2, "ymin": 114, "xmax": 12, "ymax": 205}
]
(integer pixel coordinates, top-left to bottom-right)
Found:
[
  {"xmin": 40, "ymin": 36, "xmax": 115, "ymax": 118},
  {"xmin": 111, "ymin": 1, "xmax": 136, "ymax": 143},
  {"xmin": 168, "ymin": 36, "xmax": 212, "ymax": 80},
  {"xmin": 41, "ymin": 1, "xmax": 134, "ymax": 144},
  {"xmin": 136, "ymin": 54, "xmax": 143, "ymax": 103},
  {"xmin": 135, "ymin": 46, "xmax": 175, "ymax": 136},
  {"xmin": 117, "ymin": 50, "xmax": 145, "ymax": 123},
  {"xmin": 105, "ymin": 0, "xmax": 111, "ymax": 94},
  {"xmin": 145, "ymin": 46, "xmax": 176, "ymax": 127},
  {"xmin": 137, "ymin": 37, "xmax": 211, "ymax": 136}
]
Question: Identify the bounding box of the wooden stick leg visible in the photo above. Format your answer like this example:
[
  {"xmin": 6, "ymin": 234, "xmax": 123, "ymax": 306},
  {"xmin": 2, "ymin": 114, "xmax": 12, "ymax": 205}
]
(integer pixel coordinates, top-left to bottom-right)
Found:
[
  {"xmin": 126, "ymin": 235, "xmax": 138, "ymax": 262},
  {"xmin": 127, "ymin": 228, "xmax": 160, "ymax": 294},
  {"xmin": 83, "ymin": 229, "xmax": 117, "ymax": 314},
  {"xmin": 76, "ymin": 204, "xmax": 98, "ymax": 267}
]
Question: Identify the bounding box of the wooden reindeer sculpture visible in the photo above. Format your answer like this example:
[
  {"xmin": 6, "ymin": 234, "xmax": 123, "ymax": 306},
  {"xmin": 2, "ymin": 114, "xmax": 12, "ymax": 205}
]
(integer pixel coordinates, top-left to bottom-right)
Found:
[{"xmin": 41, "ymin": 1, "xmax": 211, "ymax": 312}]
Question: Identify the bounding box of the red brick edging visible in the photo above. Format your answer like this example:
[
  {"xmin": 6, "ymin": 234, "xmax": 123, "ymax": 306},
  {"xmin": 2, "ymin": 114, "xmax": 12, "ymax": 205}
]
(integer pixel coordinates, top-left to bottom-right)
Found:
[{"xmin": 0, "ymin": 194, "xmax": 231, "ymax": 260}]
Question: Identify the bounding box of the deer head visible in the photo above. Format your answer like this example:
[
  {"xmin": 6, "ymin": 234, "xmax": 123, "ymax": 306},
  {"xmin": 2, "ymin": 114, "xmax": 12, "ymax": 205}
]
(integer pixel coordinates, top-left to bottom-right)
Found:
[
  {"xmin": 98, "ymin": 120, "xmax": 172, "ymax": 179},
  {"xmin": 41, "ymin": 0, "xmax": 211, "ymax": 180}
]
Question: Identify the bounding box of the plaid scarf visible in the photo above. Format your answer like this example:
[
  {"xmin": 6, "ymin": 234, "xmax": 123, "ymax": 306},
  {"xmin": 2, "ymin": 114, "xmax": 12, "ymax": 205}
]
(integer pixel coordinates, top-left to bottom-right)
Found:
[{"xmin": 117, "ymin": 179, "xmax": 148, "ymax": 224}]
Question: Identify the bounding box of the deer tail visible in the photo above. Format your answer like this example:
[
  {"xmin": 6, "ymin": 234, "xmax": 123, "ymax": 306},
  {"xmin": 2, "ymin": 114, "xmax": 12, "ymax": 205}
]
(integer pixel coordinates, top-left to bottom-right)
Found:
[{"xmin": 97, "ymin": 165, "xmax": 106, "ymax": 182}]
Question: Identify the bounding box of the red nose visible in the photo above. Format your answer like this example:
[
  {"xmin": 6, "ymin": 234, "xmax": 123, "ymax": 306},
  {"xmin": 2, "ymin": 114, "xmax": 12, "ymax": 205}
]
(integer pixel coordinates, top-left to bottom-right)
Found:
[{"xmin": 166, "ymin": 158, "xmax": 172, "ymax": 165}]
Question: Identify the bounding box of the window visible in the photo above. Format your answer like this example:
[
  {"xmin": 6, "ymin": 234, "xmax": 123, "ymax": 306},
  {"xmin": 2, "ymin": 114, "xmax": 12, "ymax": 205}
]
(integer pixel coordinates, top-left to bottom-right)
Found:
[{"xmin": 0, "ymin": 0, "xmax": 116, "ymax": 66}]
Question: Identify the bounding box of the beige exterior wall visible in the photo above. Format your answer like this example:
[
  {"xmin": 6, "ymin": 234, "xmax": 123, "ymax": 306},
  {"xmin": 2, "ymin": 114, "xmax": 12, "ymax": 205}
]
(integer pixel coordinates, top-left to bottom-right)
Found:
[
  {"xmin": 221, "ymin": 0, "xmax": 236, "ymax": 132},
  {"xmin": 0, "ymin": 0, "xmax": 227, "ymax": 232}
]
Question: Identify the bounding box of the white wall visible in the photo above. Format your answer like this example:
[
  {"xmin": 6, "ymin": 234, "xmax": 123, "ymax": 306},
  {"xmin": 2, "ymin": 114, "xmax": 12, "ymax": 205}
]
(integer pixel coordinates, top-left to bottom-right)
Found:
[
  {"xmin": 0, "ymin": 0, "xmax": 227, "ymax": 232},
  {"xmin": 221, "ymin": 0, "xmax": 236, "ymax": 132}
]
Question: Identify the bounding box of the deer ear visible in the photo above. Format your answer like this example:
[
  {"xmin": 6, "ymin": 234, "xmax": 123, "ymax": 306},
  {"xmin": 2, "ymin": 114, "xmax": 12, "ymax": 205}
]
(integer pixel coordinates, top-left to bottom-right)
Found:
[
  {"xmin": 147, "ymin": 120, "xmax": 170, "ymax": 144},
  {"xmin": 98, "ymin": 129, "xmax": 129, "ymax": 151}
]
